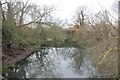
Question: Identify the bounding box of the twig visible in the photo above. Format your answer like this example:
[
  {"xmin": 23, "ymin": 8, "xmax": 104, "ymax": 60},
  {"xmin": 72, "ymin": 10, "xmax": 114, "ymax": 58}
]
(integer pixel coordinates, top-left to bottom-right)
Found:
[
  {"xmin": 18, "ymin": 45, "xmax": 29, "ymax": 53},
  {"xmin": 98, "ymin": 48, "xmax": 112, "ymax": 65},
  {"xmin": 90, "ymin": 40, "xmax": 108, "ymax": 50},
  {"xmin": 5, "ymin": 57, "xmax": 12, "ymax": 62}
]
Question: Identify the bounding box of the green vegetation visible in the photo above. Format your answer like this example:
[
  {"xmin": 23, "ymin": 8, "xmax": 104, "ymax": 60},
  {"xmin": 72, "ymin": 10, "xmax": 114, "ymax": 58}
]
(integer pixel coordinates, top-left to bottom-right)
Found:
[{"xmin": 1, "ymin": 0, "xmax": 118, "ymax": 78}]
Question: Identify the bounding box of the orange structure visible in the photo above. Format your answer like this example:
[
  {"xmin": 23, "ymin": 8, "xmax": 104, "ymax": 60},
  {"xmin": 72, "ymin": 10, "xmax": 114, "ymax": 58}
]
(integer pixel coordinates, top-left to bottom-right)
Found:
[{"xmin": 68, "ymin": 24, "xmax": 81, "ymax": 34}]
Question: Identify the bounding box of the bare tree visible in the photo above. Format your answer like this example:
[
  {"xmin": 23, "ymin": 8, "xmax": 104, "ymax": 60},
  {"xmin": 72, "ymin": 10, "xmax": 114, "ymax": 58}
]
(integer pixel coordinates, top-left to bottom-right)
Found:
[
  {"xmin": 74, "ymin": 6, "xmax": 87, "ymax": 27},
  {"xmin": 112, "ymin": 0, "xmax": 119, "ymax": 14},
  {"xmin": 1, "ymin": 0, "xmax": 55, "ymax": 27}
]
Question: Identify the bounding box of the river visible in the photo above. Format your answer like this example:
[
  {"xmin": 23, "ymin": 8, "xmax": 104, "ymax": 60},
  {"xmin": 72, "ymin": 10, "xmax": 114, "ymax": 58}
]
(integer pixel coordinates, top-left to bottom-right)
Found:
[{"xmin": 4, "ymin": 47, "xmax": 100, "ymax": 78}]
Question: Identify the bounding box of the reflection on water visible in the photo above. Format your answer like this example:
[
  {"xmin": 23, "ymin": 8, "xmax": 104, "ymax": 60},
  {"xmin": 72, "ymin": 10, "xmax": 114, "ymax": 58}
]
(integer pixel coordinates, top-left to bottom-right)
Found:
[{"xmin": 5, "ymin": 47, "xmax": 99, "ymax": 78}]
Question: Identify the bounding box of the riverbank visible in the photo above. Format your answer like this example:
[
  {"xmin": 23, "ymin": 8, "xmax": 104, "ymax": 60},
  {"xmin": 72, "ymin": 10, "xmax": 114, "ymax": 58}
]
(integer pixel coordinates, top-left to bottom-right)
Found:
[{"xmin": 86, "ymin": 38, "xmax": 118, "ymax": 78}]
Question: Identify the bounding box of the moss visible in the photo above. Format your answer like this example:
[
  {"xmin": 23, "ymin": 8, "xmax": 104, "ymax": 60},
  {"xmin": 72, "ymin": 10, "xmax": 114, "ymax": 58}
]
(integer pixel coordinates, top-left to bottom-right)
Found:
[{"xmin": 2, "ymin": 63, "xmax": 16, "ymax": 74}]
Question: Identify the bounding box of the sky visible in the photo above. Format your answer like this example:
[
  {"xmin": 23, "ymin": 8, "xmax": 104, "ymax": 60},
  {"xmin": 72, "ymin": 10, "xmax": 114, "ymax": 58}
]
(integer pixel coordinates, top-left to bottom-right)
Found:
[{"xmin": 28, "ymin": 0, "xmax": 115, "ymax": 20}]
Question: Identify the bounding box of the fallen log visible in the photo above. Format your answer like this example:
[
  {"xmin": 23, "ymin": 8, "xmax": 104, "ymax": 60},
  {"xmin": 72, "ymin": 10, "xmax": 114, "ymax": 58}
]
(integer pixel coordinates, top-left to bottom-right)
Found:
[
  {"xmin": 2, "ymin": 46, "xmax": 39, "ymax": 66},
  {"xmin": 6, "ymin": 49, "xmax": 34, "ymax": 64}
]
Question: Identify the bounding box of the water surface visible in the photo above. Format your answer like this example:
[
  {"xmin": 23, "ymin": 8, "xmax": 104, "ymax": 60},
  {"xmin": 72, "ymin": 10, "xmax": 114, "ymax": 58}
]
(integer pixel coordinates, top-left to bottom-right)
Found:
[{"xmin": 5, "ymin": 47, "xmax": 99, "ymax": 78}]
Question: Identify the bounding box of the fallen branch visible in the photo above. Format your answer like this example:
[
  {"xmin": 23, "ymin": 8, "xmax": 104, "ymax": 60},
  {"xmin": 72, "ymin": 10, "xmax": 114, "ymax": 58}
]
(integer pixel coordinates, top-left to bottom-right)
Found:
[
  {"xmin": 90, "ymin": 40, "xmax": 108, "ymax": 50},
  {"xmin": 98, "ymin": 48, "xmax": 112, "ymax": 65}
]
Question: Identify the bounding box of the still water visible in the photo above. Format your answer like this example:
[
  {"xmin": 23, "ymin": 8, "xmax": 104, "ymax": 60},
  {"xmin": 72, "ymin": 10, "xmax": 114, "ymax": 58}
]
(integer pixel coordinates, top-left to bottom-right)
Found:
[{"xmin": 5, "ymin": 47, "xmax": 100, "ymax": 78}]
